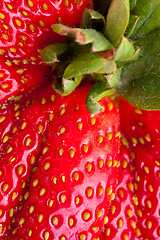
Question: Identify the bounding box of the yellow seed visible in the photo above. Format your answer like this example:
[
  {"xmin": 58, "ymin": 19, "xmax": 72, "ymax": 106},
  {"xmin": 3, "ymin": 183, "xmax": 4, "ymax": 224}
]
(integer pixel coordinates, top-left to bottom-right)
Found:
[
  {"xmin": 59, "ymin": 148, "xmax": 64, "ymax": 156},
  {"xmin": 92, "ymin": 226, "xmax": 99, "ymax": 232},
  {"xmin": 106, "ymin": 187, "xmax": 112, "ymax": 196},
  {"xmin": 105, "ymin": 227, "xmax": 111, "ymax": 236},
  {"xmin": 39, "ymin": 20, "xmax": 45, "ymax": 27},
  {"xmin": 12, "ymin": 228, "xmax": 17, "ymax": 235},
  {"xmin": 28, "ymin": 0, "xmax": 34, "ymax": 7},
  {"xmin": 53, "ymin": 177, "xmax": 57, "ymax": 184},
  {"xmin": 0, "ymin": 209, "xmax": 2, "ymax": 216},
  {"xmin": 0, "ymin": 116, "xmax": 5, "ymax": 123},
  {"xmin": 86, "ymin": 162, "xmax": 92, "ymax": 172},
  {"xmin": 15, "ymin": 111, "xmax": 20, "ymax": 118},
  {"xmin": 40, "ymin": 188, "xmax": 46, "ymax": 196},
  {"xmin": 135, "ymin": 108, "xmax": 142, "ymax": 114},
  {"xmin": 86, "ymin": 188, "xmax": 93, "ymax": 198},
  {"xmin": 49, "ymin": 113, "xmax": 54, "ymax": 121},
  {"xmin": 29, "ymin": 23, "xmax": 35, "ymax": 31},
  {"xmin": 15, "ymin": 19, "xmax": 22, "ymax": 27},
  {"xmin": 59, "ymin": 127, "xmax": 66, "ymax": 135},
  {"xmin": 7, "ymin": 3, "xmax": 13, "ymax": 9},
  {"xmin": 146, "ymin": 200, "xmax": 152, "ymax": 208},
  {"xmin": 78, "ymin": 122, "xmax": 83, "ymax": 130},
  {"xmin": 83, "ymin": 211, "xmax": 90, "ymax": 221},
  {"xmin": 60, "ymin": 194, "xmax": 66, "ymax": 203},
  {"xmin": 155, "ymin": 161, "xmax": 160, "ymax": 166},
  {"xmin": 74, "ymin": 172, "xmax": 79, "ymax": 181},
  {"xmin": 12, "ymin": 192, "xmax": 17, "ymax": 200},
  {"xmin": 118, "ymin": 218, "xmax": 123, "ymax": 228},
  {"xmin": 18, "ymin": 166, "xmax": 23, "ymax": 175},
  {"xmin": 29, "ymin": 205, "xmax": 35, "ymax": 214},
  {"xmin": 145, "ymin": 134, "xmax": 151, "ymax": 142},
  {"xmin": 91, "ymin": 117, "xmax": 96, "ymax": 125},
  {"xmin": 3, "ymin": 135, "xmax": 9, "ymax": 143},
  {"xmin": 115, "ymin": 131, "xmax": 121, "ymax": 138},
  {"xmin": 25, "ymin": 138, "xmax": 31, "ymax": 147},
  {"xmin": 0, "ymin": 171, "xmax": 2, "ymax": 176},
  {"xmin": 104, "ymin": 216, "xmax": 109, "ymax": 224},
  {"xmin": 52, "ymin": 216, "xmax": 59, "ymax": 226},
  {"xmin": 21, "ymin": 182, "xmax": 26, "ymax": 189},
  {"xmin": 1, "ymin": 83, "xmax": 9, "ymax": 90},
  {"xmin": 42, "ymin": 147, "xmax": 49, "ymax": 155},
  {"xmin": 0, "ymin": 72, "xmax": 4, "ymax": 77},
  {"xmin": 122, "ymin": 160, "xmax": 128, "ymax": 169},
  {"xmin": 19, "ymin": 217, "xmax": 25, "ymax": 226},
  {"xmin": 132, "ymin": 137, "xmax": 138, "ymax": 145},
  {"xmin": 38, "ymin": 124, "xmax": 43, "ymax": 133},
  {"xmin": 107, "ymin": 132, "xmax": 112, "ymax": 140},
  {"xmin": 49, "ymin": 199, "xmax": 54, "ymax": 207},
  {"xmin": 9, "ymin": 207, "xmax": 14, "ymax": 217},
  {"xmin": 137, "ymin": 209, "xmax": 142, "ymax": 218},
  {"xmin": 41, "ymin": 98, "xmax": 46, "ymax": 105},
  {"xmin": 0, "ymin": 13, "xmax": 5, "ymax": 19},
  {"xmin": 60, "ymin": 108, "xmax": 66, "ymax": 115},
  {"xmin": 38, "ymin": 214, "xmax": 43, "ymax": 223},
  {"xmin": 3, "ymin": 183, "xmax": 9, "ymax": 192},
  {"xmin": 83, "ymin": 145, "xmax": 89, "ymax": 153},
  {"xmin": 128, "ymin": 182, "xmax": 134, "ymax": 192},
  {"xmin": 30, "ymin": 155, "xmax": 35, "ymax": 164},
  {"xmin": 123, "ymin": 233, "xmax": 129, "ymax": 240},
  {"xmin": 146, "ymin": 220, "xmax": 152, "ymax": 229},
  {"xmin": 60, "ymin": 236, "xmax": 66, "ymax": 240},
  {"xmin": 44, "ymin": 162, "xmax": 51, "ymax": 171},
  {"xmin": 61, "ymin": 175, "xmax": 65, "ymax": 182},
  {"xmin": 108, "ymin": 102, "xmax": 113, "ymax": 111},
  {"xmin": 97, "ymin": 187, "xmax": 103, "ymax": 196},
  {"xmin": 133, "ymin": 196, "xmax": 138, "ymax": 206},
  {"xmin": 68, "ymin": 217, "xmax": 74, "ymax": 227},
  {"xmin": 28, "ymin": 229, "xmax": 33, "ymax": 237},
  {"xmin": 42, "ymin": 3, "xmax": 49, "ymax": 11},
  {"xmin": 139, "ymin": 137, "xmax": 145, "ymax": 144},
  {"xmin": 98, "ymin": 159, "xmax": 104, "ymax": 168},
  {"xmin": 106, "ymin": 160, "xmax": 112, "ymax": 167},
  {"xmin": 135, "ymin": 228, "xmax": 141, "ymax": 237},
  {"xmin": 130, "ymin": 219, "xmax": 136, "ymax": 229},
  {"xmin": 79, "ymin": 233, "xmax": 86, "ymax": 240},
  {"xmin": 22, "ymin": 10, "xmax": 28, "ymax": 16},
  {"xmin": 75, "ymin": 197, "xmax": 80, "ymax": 205},
  {"xmin": 70, "ymin": 149, "xmax": 75, "ymax": 158},
  {"xmin": 50, "ymin": 94, "xmax": 55, "ymax": 102},
  {"xmin": 111, "ymin": 205, "xmax": 116, "ymax": 214},
  {"xmin": 126, "ymin": 208, "xmax": 132, "ymax": 218},
  {"xmin": 96, "ymin": 209, "xmax": 103, "ymax": 218},
  {"xmin": 44, "ymin": 231, "xmax": 49, "ymax": 240},
  {"xmin": 98, "ymin": 135, "xmax": 103, "ymax": 144},
  {"xmin": 110, "ymin": 192, "xmax": 115, "ymax": 201},
  {"xmin": 148, "ymin": 184, "xmax": 153, "ymax": 192},
  {"xmin": 24, "ymin": 192, "xmax": 30, "ymax": 200},
  {"xmin": 144, "ymin": 166, "xmax": 149, "ymax": 174}
]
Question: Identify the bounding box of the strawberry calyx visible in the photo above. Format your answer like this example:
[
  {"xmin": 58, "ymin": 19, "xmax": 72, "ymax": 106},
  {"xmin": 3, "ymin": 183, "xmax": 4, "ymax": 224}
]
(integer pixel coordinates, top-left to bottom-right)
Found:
[{"xmin": 41, "ymin": 0, "xmax": 160, "ymax": 113}]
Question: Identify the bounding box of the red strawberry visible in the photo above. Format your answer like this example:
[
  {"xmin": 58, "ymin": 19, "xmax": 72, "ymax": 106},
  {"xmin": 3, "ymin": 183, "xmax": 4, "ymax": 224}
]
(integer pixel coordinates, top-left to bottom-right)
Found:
[
  {"xmin": 0, "ymin": 84, "xmax": 58, "ymax": 237},
  {"xmin": 98, "ymin": 142, "xmax": 137, "ymax": 240},
  {"xmin": 0, "ymin": 0, "xmax": 92, "ymax": 103},
  {"xmin": 8, "ymin": 82, "xmax": 120, "ymax": 240},
  {"xmin": 119, "ymin": 98, "xmax": 160, "ymax": 239}
]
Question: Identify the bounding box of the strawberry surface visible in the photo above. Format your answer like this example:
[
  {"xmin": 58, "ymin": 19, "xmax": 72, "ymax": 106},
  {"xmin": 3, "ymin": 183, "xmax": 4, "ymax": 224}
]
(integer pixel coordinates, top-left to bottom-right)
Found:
[
  {"xmin": 98, "ymin": 142, "xmax": 137, "ymax": 240},
  {"xmin": 119, "ymin": 98, "xmax": 160, "ymax": 239},
  {"xmin": 0, "ymin": 84, "xmax": 59, "ymax": 238},
  {"xmin": 8, "ymin": 82, "xmax": 120, "ymax": 240}
]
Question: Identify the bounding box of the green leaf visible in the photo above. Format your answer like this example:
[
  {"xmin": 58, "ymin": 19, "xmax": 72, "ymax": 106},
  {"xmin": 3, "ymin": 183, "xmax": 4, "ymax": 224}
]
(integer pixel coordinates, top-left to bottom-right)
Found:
[
  {"xmin": 41, "ymin": 43, "xmax": 68, "ymax": 63},
  {"xmin": 53, "ymin": 24, "xmax": 113, "ymax": 52},
  {"xmin": 118, "ymin": 29, "xmax": 160, "ymax": 110},
  {"xmin": 86, "ymin": 80, "xmax": 115, "ymax": 114},
  {"xmin": 105, "ymin": 0, "xmax": 130, "ymax": 47},
  {"xmin": 115, "ymin": 37, "xmax": 140, "ymax": 61},
  {"xmin": 63, "ymin": 52, "xmax": 107, "ymax": 79},
  {"xmin": 81, "ymin": 9, "xmax": 105, "ymax": 31},
  {"xmin": 130, "ymin": 0, "xmax": 160, "ymax": 39},
  {"xmin": 62, "ymin": 76, "xmax": 83, "ymax": 95},
  {"xmin": 125, "ymin": 15, "xmax": 139, "ymax": 37}
]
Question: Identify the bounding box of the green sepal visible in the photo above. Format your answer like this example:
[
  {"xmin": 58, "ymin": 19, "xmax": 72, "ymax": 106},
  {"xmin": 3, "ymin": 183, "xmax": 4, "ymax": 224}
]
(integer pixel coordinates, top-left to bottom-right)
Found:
[
  {"xmin": 107, "ymin": 68, "xmax": 122, "ymax": 87},
  {"xmin": 41, "ymin": 43, "xmax": 68, "ymax": 63},
  {"xmin": 96, "ymin": 60, "xmax": 117, "ymax": 74},
  {"xmin": 63, "ymin": 52, "xmax": 108, "ymax": 79},
  {"xmin": 81, "ymin": 9, "xmax": 105, "ymax": 31},
  {"xmin": 105, "ymin": 0, "xmax": 130, "ymax": 47},
  {"xmin": 52, "ymin": 24, "xmax": 113, "ymax": 52},
  {"xmin": 125, "ymin": 15, "xmax": 139, "ymax": 38},
  {"xmin": 115, "ymin": 37, "xmax": 140, "ymax": 62},
  {"xmin": 130, "ymin": 0, "xmax": 160, "ymax": 40},
  {"xmin": 118, "ymin": 29, "xmax": 160, "ymax": 110},
  {"xmin": 129, "ymin": 0, "xmax": 137, "ymax": 10},
  {"xmin": 85, "ymin": 78, "xmax": 115, "ymax": 114}
]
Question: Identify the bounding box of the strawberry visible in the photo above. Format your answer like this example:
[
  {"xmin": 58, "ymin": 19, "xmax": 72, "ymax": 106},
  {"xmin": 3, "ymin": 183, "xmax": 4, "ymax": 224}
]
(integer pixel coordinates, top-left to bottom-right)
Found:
[
  {"xmin": 0, "ymin": 84, "xmax": 59, "ymax": 237},
  {"xmin": 98, "ymin": 142, "xmax": 137, "ymax": 240},
  {"xmin": 119, "ymin": 98, "xmax": 160, "ymax": 239},
  {"xmin": 8, "ymin": 82, "xmax": 120, "ymax": 239},
  {"xmin": 0, "ymin": 0, "xmax": 92, "ymax": 102}
]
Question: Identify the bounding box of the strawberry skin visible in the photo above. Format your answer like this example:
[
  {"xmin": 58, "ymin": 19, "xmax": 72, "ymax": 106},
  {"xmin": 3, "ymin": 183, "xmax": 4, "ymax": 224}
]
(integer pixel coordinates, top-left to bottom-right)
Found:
[
  {"xmin": 98, "ymin": 142, "xmax": 137, "ymax": 240},
  {"xmin": 119, "ymin": 98, "xmax": 160, "ymax": 239},
  {"xmin": 8, "ymin": 82, "xmax": 120, "ymax": 240},
  {"xmin": 0, "ymin": 84, "xmax": 59, "ymax": 238}
]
